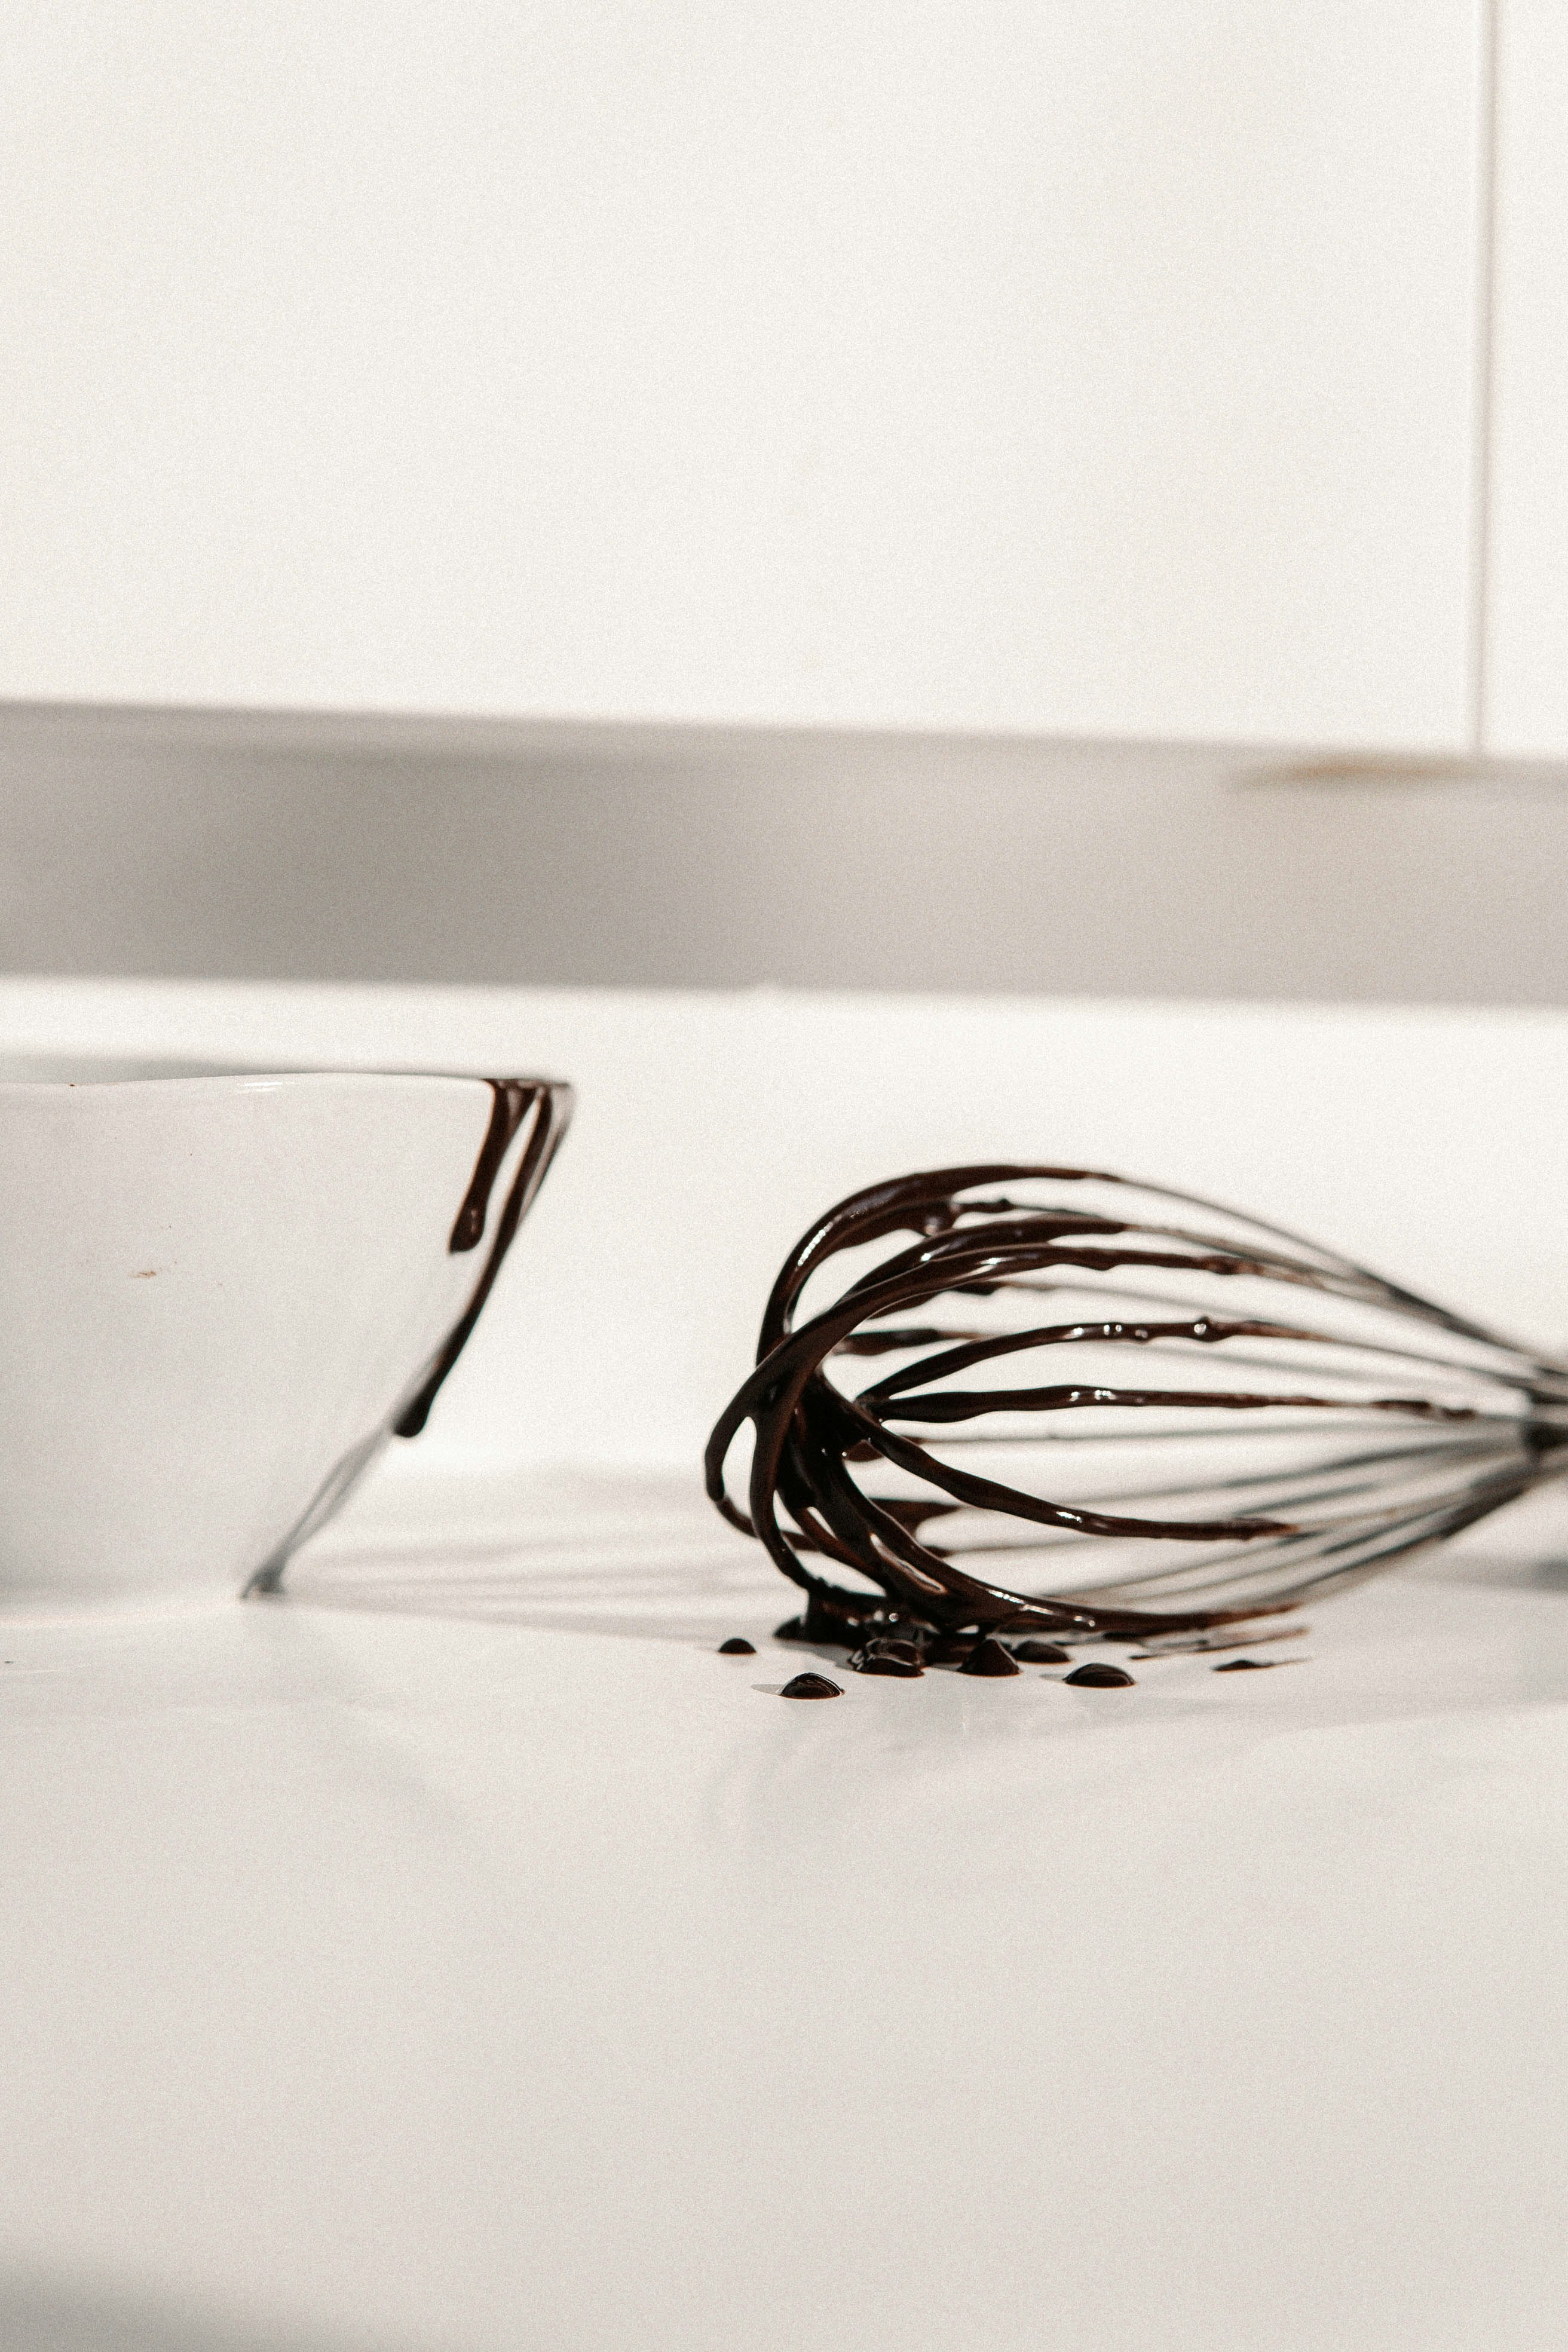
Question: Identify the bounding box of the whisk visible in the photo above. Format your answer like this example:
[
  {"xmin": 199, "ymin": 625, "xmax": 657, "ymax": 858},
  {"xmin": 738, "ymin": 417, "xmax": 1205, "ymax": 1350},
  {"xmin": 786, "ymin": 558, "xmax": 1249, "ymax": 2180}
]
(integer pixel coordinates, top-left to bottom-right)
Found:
[{"xmin": 706, "ymin": 1163, "xmax": 1568, "ymax": 1642}]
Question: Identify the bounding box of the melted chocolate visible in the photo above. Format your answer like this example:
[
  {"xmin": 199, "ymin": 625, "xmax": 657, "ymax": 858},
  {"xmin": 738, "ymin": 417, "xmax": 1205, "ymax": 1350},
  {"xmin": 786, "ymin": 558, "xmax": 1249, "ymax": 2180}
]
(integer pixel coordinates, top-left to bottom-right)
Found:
[
  {"xmin": 1010, "ymin": 1638, "xmax": 1071, "ymax": 1664},
  {"xmin": 1063, "ymin": 1662, "xmax": 1135, "ymax": 1688},
  {"xmin": 718, "ymin": 1637, "xmax": 756, "ymax": 1655},
  {"xmin": 395, "ymin": 1077, "xmax": 573, "ymax": 1439},
  {"xmin": 960, "ymin": 1636, "xmax": 1021, "ymax": 1677},
  {"xmin": 447, "ymin": 1082, "xmax": 539, "ymax": 1253},
  {"xmin": 780, "ymin": 1672, "xmax": 842, "ymax": 1699},
  {"xmin": 850, "ymin": 1640, "xmax": 924, "ymax": 1677},
  {"xmin": 1212, "ymin": 1657, "xmax": 1303, "ymax": 1672},
  {"xmin": 775, "ymin": 1591, "xmax": 913, "ymax": 1647}
]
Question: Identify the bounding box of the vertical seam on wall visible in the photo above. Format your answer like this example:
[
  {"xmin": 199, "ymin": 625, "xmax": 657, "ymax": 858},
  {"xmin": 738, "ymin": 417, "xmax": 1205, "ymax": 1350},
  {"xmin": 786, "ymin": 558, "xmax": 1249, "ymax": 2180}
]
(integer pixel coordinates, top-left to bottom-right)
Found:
[{"xmin": 1469, "ymin": 0, "xmax": 1502, "ymax": 755}]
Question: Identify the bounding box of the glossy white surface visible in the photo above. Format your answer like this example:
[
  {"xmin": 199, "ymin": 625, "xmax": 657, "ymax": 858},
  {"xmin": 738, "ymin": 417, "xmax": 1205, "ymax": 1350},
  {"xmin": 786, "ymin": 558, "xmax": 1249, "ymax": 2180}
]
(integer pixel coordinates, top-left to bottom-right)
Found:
[
  {"xmin": 0, "ymin": 1070, "xmax": 550, "ymax": 1610},
  {"xmin": 1484, "ymin": 1, "xmax": 1568, "ymax": 755},
  {"xmin": 0, "ymin": 5, "xmax": 1483, "ymax": 748},
  {"xmin": 2, "ymin": 1467, "xmax": 1566, "ymax": 2351}
]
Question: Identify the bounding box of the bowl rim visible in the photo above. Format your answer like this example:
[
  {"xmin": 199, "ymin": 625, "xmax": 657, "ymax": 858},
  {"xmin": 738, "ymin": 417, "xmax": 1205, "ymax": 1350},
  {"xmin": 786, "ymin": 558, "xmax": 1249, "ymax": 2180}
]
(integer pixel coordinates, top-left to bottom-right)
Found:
[{"xmin": 0, "ymin": 1063, "xmax": 574, "ymax": 1094}]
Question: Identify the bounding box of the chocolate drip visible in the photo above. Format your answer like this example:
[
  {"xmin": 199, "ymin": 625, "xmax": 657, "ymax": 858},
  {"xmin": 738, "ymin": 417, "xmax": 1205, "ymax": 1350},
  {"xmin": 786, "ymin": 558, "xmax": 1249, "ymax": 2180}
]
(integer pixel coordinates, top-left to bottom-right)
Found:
[
  {"xmin": 869, "ymin": 1636, "xmax": 926, "ymax": 1668},
  {"xmin": 849, "ymin": 1635, "xmax": 925, "ymax": 1676},
  {"xmin": 780, "ymin": 1673, "xmax": 841, "ymax": 1699},
  {"xmin": 774, "ymin": 1590, "xmax": 917, "ymax": 1648},
  {"xmin": 960, "ymin": 1636, "xmax": 1020, "ymax": 1677},
  {"xmin": 718, "ymin": 1637, "xmax": 756, "ymax": 1655},
  {"xmin": 394, "ymin": 1077, "xmax": 573, "ymax": 1439},
  {"xmin": 448, "ymin": 1081, "xmax": 543, "ymax": 1252},
  {"xmin": 1064, "ymin": 1663, "xmax": 1135, "ymax": 1688}
]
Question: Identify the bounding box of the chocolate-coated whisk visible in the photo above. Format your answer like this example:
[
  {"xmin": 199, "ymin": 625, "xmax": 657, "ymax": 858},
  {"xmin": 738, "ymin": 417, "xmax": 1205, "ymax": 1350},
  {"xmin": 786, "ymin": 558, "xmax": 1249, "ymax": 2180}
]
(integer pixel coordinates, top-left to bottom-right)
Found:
[{"xmin": 706, "ymin": 1165, "xmax": 1568, "ymax": 1640}]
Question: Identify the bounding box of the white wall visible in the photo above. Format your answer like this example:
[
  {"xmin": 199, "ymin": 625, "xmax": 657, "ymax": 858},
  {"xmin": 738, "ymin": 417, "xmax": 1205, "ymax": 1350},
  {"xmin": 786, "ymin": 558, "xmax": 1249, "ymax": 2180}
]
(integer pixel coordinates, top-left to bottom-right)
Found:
[
  {"xmin": 0, "ymin": 2, "xmax": 1486, "ymax": 749},
  {"xmin": 1484, "ymin": 1, "xmax": 1568, "ymax": 755}
]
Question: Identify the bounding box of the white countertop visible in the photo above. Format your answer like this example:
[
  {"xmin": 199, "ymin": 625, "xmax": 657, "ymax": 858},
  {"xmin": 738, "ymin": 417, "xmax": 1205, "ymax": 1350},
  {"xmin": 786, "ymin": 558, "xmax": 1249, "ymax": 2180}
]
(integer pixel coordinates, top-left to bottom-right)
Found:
[
  {"xmin": 3, "ymin": 979, "xmax": 1568, "ymax": 2348},
  {"xmin": 4, "ymin": 1463, "xmax": 1568, "ymax": 2352}
]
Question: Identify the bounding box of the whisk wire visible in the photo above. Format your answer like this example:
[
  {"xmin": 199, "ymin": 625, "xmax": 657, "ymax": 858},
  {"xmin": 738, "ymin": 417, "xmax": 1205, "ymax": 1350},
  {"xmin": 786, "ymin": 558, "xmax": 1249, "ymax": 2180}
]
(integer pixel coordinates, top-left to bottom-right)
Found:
[{"xmin": 708, "ymin": 1163, "xmax": 1568, "ymax": 1637}]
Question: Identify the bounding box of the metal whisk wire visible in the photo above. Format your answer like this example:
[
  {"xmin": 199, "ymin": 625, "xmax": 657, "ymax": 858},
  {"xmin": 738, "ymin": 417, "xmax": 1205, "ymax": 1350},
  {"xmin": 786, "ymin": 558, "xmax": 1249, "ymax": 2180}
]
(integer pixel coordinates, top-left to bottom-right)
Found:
[{"xmin": 706, "ymin": 1163, "xmax": 1568, "ymax": 1639}]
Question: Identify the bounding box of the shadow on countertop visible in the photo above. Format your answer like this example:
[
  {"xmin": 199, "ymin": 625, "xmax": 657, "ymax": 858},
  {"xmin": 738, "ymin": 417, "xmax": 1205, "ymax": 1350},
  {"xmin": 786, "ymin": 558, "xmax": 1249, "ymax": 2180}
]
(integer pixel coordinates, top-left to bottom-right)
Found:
[
  {"xmin": 281, "ymin": 1465, "xmax": 790, "ymax": 1644},
  {"xmin": 0, "ymin": 2270, "xmax": 418, "ymax": 2352}
]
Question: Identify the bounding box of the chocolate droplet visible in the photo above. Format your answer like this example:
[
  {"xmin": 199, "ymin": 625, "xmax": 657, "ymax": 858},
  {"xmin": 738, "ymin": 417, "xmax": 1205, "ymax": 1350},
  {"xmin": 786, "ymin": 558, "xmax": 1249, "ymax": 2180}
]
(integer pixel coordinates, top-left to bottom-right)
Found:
[
  {"xmin": 1010, "ymin": 1638, "xmax": 1071, "ymax": 1664},
  {"xmin": 960, "ymin": 1637, "xmax": 1021, "ymax": 1678},
  {"xmin": 850, "ymin": 1640, "xmax": 924, "ymax": 1677},
  {"xmin": 1213, "ymin": 1656, "xmax": 1300, "ymax": 1672},
  {"xmin": 718, "ymin": 1637, "xmax": 756, "ymax": 1655},
  {"xmin": 1064, "ymin": 1662, "xmax": 1135, "ymax": 1688},
  {"xmin": 780, "ymin": 1673, "xmax": 843, "ymax": 1700}
]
